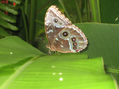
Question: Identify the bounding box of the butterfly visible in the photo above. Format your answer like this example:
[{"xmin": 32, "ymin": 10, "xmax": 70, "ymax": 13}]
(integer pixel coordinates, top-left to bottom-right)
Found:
[{"xmin": 45, "ymin": 5, "xmax": 88, "ymax": 53}]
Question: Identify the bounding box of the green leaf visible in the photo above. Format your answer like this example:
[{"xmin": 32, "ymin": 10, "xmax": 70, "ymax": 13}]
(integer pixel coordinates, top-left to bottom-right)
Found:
[
  {"xmin": 0, "ymin": 53, "xmax": 87, "ymax": 88},
  {"xmin": 20, "ymin": 6, "xmax": 29, "ymax": 42},
  {"xmin": 0, "ymin": 3, "xmax": 18, "ymax": 15},
  {"xmin": 76, "ymin": 23, "xmax": 119, "ymax": 68},
  {"xmin": 0, "ymin": 18, "xmax": 18, "ymax": 31},
  {"xmin": 29, "ymin": 0, "xmax": 37, "ymax": 44},
  {"xmin": 0, "ymin": 36, "xmax": 44, "ymax": 67},
  {"xmin": 0, "ymin": 11, "xmax": 16, "ymax": 23},
  {"xmin": 89, "ymin": 0, "xmax": 101, "ymax": 22},
  {"xmin": 100, "ymin": 0, "xmax": 119, "ymax": 23},
  {"xmin": 58, "ymin": 0, "xmax": 80, "ymax": 23},
  {"xmin": 58, "ymin": 0, "xmax": 101, "ymax": 23},
  {"xmin": 8, "ymin": 0, "xmax": 22, "ymax": 4},
  {"xmin": 76, "ymin": 23, "xmax": 119, "ymax": 83},
  {"xmin": 0, "ymin": 56, "xmax": 117, "ymax": 89},
  {"xmin": 0, "ymin": 57, "xmax": 32, "ymax": 87},
  {"xmin": 0, "ymin": 0, "xmax": 22, "ymax": 32}
]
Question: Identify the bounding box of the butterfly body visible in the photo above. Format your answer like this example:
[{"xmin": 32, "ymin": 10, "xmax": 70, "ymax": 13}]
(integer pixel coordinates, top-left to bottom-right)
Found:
[{"xmin": 45, "ymin": 5, "xmax": 88, "ymax": 53}]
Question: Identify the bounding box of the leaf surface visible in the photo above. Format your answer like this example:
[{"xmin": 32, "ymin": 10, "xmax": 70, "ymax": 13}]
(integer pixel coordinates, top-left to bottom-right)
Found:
[
  {"xmin": 0, "ymin": 36, "xmax": 44, "ymax": 67},
  {"xmin": 1, "ymin": 56, "xmax": 116, "ymax": 89}
]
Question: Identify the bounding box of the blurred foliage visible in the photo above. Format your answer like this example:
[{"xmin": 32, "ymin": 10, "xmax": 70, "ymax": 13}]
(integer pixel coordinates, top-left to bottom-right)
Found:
[
  {"xmin": 16, "ymin": 0, "xmax": 101, "ymax": 44},
  {"xmin": 1, "ymin": 0, "xmax": 119, "ymax": 43},
  {"xmin": 0, "ymin": 0, "xmax": 22, "ymax": 35},
  {"xmin": 100, "ymin": 0, "xmax": 119, "ymax": 23},
  {"xmin": 58, "ymin": 0, "xmax": 101, "ymax": 23}
]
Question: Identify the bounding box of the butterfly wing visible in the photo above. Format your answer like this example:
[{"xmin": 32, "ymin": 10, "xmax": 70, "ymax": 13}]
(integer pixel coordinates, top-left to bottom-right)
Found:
[
  {"xmin": 45, "ymin": 5, "xmax": 72, "ymax": 28},
  {"xmin": 45, "ymin": 5, "xmax": 88, "ymax": 53},
  {"xmin": 52, "ymin": 25, "xmax": 88, "ymax": 53},
  {"xmin": 45, "ymin": 5, "xmax": 72, "ymax": 51}
]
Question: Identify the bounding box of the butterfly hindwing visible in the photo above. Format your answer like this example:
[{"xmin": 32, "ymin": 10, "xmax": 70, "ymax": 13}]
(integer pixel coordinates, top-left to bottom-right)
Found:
[{"xmin": 52, "ymin": 25, "xmax": 88, "ymax": 53}]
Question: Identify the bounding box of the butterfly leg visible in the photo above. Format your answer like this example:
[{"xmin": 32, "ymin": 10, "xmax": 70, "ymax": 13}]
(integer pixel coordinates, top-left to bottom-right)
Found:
[
  {"xmin": 48, "ymin": 49, "xmax": 52, "ymax": 55},
  {"xmin": 54, "ymin": 51, "xmax": 61, "ymax": 55}
]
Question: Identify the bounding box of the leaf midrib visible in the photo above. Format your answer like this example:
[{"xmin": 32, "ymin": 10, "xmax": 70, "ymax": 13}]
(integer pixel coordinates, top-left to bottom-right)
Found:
[{"xmin": 0, "ymin": 55, "xmax": 40, "ymax": 89}]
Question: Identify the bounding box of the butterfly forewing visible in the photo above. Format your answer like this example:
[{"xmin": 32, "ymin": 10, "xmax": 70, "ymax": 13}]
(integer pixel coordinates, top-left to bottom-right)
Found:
[{"xmin": 45, "ymin": 5, "xmax": 72, "ymax": 27}]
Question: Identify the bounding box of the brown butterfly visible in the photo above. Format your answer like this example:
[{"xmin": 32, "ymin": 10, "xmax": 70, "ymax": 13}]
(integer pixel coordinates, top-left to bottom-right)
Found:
[{"xmin": 45, "ymin": 5, "xmax": 88, "ymax": 53}]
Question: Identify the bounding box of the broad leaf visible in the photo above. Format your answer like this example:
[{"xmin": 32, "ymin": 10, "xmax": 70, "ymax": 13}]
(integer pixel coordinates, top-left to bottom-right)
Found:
[
  {"xmin": 0, "ymin": 56, "xmax": 117, "ymax": 89},
  {"xmin": 76, "ymin": 23, "xmax": 119, "ymax": 83},
  {"xmin": 0, "ymin": 36, "xmax": 44, "ymax": 67},
  {"xmin": 76, "ymin": 23, "xmax": 119, "ymax": 68}
]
